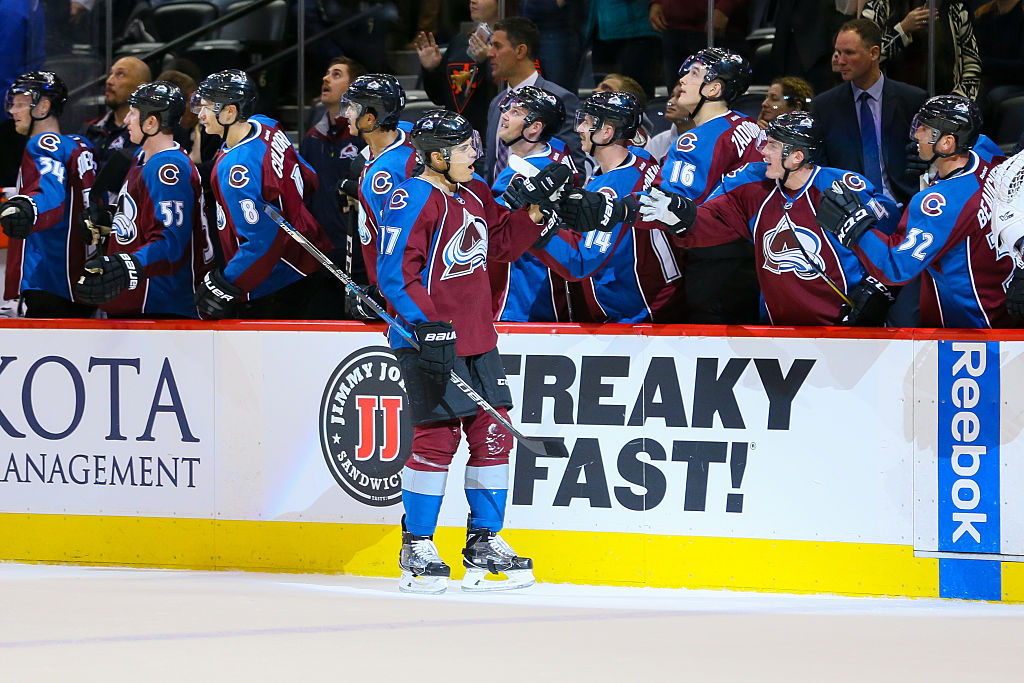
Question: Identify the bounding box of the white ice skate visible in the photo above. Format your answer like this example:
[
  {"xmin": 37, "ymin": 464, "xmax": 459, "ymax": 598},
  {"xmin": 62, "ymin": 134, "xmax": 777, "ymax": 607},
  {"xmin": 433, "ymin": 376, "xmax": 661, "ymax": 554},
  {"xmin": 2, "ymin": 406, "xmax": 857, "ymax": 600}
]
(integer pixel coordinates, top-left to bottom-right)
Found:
[
  {"xmin": 461, "ymin": 527, "xmax": 535, "ymax": 592},
  {"xmin": 399, "ymin": 530, "xmax": 451, "ymax": 594}
]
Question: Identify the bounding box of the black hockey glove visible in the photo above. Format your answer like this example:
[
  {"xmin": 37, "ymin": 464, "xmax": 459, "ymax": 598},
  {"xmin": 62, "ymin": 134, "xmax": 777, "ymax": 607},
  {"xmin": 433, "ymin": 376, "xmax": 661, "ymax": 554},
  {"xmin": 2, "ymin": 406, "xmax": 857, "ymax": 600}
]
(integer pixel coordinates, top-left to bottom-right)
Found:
[
  {"xmin": 501, "ymin": 162, "xmax": 573, "ymax": 211},
  {"xmin": 839, "ymin": 275, "xmax": 896, "ymax": 326},
  {"xmin": 638, "ymin": 187, "xmax": 697, "ymax": 236},
  {"xmin": 74, "ymin": 252, "xmax": 142, "ymax": 304},
  {"xmin": 335, "ymin": 156, "xmax": 366, "ymax": 212},
  {"xmin": 905, "ymin": 141, "xmax": 930, "ymax": 178},
  {"xmin": 79, "ymin": 203, "xmax": 114, "ymax": 246},
  {"xmin": 815, "ymin": 180, "xmax": 876, "ymax": 248},
  {"xmin": 0, "ymin": 196, "xmax": 36, "ymax": 239},
  {"xmin": 195, "ymin": 269, "xmax": 243, "ymax": 319},
  {"xmin": 533, "ymin": 208, "xmax": 562, "ymax": 249},
  {"xmin": 345, "ymin": 283, "xmax": 386, "ymax": 322},
  {"xmin": 558, "ymin": 188, "xmax": 637, "ymax": 233},
  {"xmin": 1006, "ymin": 267, "xmax": 1024, "ymax": 321},
  {"xmin": 413, "ymin": 320, "xmax": 457, "ymax": 383}
]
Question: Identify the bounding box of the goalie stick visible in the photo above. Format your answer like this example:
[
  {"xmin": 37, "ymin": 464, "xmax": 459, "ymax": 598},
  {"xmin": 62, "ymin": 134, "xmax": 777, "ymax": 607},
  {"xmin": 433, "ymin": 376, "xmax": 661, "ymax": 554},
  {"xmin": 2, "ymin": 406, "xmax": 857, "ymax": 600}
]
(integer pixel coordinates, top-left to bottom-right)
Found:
[{"xmin": 263, "ymin": 203, "xmax": 567, "ymax": 457}]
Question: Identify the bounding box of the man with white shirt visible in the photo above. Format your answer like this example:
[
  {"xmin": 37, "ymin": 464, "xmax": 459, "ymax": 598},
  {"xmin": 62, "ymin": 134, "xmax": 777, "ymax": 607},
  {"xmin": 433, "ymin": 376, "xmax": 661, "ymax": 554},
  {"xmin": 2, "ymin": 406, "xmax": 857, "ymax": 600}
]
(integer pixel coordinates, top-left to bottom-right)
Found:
[{"xmin": 482, "ymin": 17, "xmax": 582, "ymax": 182}]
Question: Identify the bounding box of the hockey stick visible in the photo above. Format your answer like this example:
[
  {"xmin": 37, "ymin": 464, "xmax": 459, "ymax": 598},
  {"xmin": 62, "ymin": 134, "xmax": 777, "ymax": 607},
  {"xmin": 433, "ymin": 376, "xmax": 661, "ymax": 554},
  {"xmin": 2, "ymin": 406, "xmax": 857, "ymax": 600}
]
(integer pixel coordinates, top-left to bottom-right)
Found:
[{"xmin": 263, "ymin": 204, "xmax": 566, "ymax": 457}]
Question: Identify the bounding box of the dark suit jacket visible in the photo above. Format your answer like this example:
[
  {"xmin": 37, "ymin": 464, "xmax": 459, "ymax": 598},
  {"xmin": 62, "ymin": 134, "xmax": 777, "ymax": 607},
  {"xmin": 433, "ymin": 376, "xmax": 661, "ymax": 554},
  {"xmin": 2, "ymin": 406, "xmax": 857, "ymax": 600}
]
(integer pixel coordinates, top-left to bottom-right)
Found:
[
  {"xmin": 482, "ymin": 73, "xmax": 584, "ymax": 183},
  {"xmin": 813, "ymin": 76, "xmax": 928, "ymax": 206}
]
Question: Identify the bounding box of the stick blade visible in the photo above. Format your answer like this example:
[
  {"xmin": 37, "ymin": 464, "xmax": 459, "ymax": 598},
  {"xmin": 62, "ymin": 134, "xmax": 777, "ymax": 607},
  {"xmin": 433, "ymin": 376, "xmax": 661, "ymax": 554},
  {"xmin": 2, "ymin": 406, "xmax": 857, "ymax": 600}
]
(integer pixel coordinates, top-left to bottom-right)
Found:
[{"xmin": 516, "ymin": 435, "xmax": 569, "ymax": 458}]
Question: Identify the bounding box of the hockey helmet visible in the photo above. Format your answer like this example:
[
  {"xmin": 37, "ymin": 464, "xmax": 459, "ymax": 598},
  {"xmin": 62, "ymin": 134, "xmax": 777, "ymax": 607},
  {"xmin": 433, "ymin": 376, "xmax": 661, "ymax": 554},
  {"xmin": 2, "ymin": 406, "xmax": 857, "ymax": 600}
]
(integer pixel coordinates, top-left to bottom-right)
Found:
[
  {"xmin": 498, "ymin": 85, "xmax": 566, "ymax": 143},
  {"xmin": 342, "ymin": 74, "xmax": 406, "ymax": 130},
  {"xmin": 678, "ymin": 48, "xmax": 752, "ymax": 104},
  {"xmin": 191, "ymin": 69, "xmax": 258, "ymax": 119},
  {"xmin": 5, "ymin": 71, "xmax": 68, "ymax": 117},
  {"xmin": 129, "ymin": 81, "xmax": 186, "ymax": 131},
  {"xmin": 764, "ymin": 111, "xmax": 821, "ymax": 162},
  {"xmin": 910, "ymin": 95, "xmax": 982, "ymax": 155},
  {"xmin": 411, "ymin": 108, "xmax": 479, "ymax": 160},
  {"xmin": 575, "ymin": 90, "xmax": 642, "ymax": 142}
]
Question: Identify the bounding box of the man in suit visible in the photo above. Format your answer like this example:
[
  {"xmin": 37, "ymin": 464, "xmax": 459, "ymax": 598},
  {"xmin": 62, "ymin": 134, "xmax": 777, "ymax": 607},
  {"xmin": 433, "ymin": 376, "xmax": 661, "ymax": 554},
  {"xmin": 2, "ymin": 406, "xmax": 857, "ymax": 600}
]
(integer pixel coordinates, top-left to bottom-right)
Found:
[
  {"xmin": 483, "ymin": 17, "xmax": 583, "ymax": 183},
  {"xmin": 814, "ymin": 18, "xmax": 927, "ymax": 207}
]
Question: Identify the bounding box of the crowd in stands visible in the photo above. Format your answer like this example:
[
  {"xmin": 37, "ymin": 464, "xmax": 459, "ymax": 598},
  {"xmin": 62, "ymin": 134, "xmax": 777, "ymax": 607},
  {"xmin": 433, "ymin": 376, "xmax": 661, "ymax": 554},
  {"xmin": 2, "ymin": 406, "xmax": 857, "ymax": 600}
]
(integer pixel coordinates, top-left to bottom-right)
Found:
[{"xmin": 1, "ymin": 0, "xmax": 1022, "ymax": 329}]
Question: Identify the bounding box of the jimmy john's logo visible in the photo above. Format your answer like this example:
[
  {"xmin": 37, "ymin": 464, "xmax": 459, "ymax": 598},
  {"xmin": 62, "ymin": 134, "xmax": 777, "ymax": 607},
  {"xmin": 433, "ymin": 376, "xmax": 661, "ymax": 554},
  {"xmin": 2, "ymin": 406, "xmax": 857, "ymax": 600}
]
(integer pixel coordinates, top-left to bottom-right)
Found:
[{"xmin": 319, "ymin": 347, "xmax": 412, "ymax": 506}]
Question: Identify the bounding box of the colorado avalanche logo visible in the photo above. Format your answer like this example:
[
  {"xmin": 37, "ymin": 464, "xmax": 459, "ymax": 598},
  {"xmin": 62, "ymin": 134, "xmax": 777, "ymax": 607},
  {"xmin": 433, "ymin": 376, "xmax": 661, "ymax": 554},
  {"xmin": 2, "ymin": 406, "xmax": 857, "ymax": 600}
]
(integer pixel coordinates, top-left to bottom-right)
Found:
[
  {"xmin": 158, "ymin": 163, "xmax": 180, "ymax": 185},
  {"xmin": 112, "ymin": 190, "xmax": 139, "ymax": 245},
  {"xmin": 371, "ymin": 170, "xmax": 393, "ymax": 195},
  {"xmin": 441, "ymin": 208, "xmax": 488, "ymax": 280},
  {"xmin": 319, "ymin": 347, "xmax": 412, "ymax": 506},
  {"xmin": 216, "ymin": 203, "xmax": 226, "ymax": 231},
  {"xmin": 921, "ymin": 192, "xmax": 945, "ymax": 216},
  {"xmin": 842, "ymin": 173, "xmax": 866, "ymax": 191},
  {"xmin": 228, "ymin": 164, "xmax": 250, "ymax": 188},
  {"xmin": 358, "ymin": 217, "xmax": 372, "ymax": 245},
  {"xmin": 675, "ymin": 132, "xmax": 698, "ymax": 153},
  {"xmin": 38, "ymin": 134, "xmax": 60, "ymax": 153},
  {"xmin": 762, "ymin": 216, "xmax": 827, "ymax": 280}
]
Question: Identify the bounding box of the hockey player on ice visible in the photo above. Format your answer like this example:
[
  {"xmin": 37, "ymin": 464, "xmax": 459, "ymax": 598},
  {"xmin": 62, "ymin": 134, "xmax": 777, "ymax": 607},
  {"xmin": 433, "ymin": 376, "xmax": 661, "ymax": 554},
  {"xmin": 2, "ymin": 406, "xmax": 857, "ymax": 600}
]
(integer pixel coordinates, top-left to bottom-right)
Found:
[
  {"xmin": 341, "ymin": 74, "xmax": 418, "ymax": 321},
  {"xmin": 74, "ymin": 82, "xmax": 213, "ymax": 318},
  {"xmin": 488, "ymin": 84, "xmax": 578, "ymax": 322},
  {"xmin": 817, "ymin": 95, "xmax": 1013, "ymax": 328},
  {"xmin": 376, "ymin": 109, "xmax": 571, "ymax": 594},
  {"xmin": 1, "ymin": 71, "xmax": 97, "ymax": 318},
  {"xmin": 555, "ymin": 112, "xmax": 901, "ymax": 326}
]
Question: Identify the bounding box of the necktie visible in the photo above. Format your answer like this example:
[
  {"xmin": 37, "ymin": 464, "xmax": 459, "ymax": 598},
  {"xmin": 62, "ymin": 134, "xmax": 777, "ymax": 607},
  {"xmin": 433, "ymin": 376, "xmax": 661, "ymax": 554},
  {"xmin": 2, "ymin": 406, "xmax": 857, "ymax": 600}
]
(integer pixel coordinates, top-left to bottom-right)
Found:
[
  {"xmin": 494, "ymin": 133, "xmax": 510, "ymax": 182},
  {"xmin": 858, "ymin": 91, "xmax": 884, "ymax": 191}
]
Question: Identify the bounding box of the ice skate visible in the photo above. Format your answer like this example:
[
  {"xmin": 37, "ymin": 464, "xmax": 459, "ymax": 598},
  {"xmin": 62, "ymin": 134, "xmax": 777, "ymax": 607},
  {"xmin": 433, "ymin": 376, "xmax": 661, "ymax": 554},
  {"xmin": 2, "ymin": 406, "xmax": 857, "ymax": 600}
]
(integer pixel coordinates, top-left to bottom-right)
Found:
[
  {"xmin": 461, "ymin": 526, "xmax": 535, "ymax": 592},
  {"xmin": 398, "ymin": 529, "xmax": 450, "ymax": 594}
]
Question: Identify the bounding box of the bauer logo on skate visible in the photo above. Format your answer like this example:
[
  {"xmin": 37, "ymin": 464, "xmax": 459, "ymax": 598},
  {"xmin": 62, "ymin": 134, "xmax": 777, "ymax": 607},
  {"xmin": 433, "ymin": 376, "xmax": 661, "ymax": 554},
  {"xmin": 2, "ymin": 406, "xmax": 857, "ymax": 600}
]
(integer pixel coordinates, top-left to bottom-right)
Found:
[{"xmin": 319, "ymin": 347, "xmax": 413, "ymax": 506}]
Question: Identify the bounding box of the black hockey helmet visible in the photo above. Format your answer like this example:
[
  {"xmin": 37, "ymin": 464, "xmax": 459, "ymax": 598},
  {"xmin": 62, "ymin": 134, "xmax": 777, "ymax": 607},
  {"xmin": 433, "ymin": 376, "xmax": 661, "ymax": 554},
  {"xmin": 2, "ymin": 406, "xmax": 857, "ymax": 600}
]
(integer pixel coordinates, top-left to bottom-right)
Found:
[
  {"xmin": 575, "ymin": 90, "xmax": 642, "ymax": 144},
  {"xmin": 765, "ymin": 111, "xmax": 821, "ymax": 160},
  {"xmin": 191, "ymin": 69, "xmax": 258, "ymax": 119},
  {"xmin": 5, "ymin": 71, "xmax": 68, "ymax": 117},
  {"xmin": 498, "ymin": 85, "xmax": 566, "ymax": 143},
  {"xmin": 678, "ymin": 47, "xmax": 752, "ymax": 104},
  {"xmin": 342, "ymin": 74, "xmax": 406, "ymax": 130},
  {"xmin": 129, "ymin": 81, "xmax": 186, "ymax": 131},
  {"xmin": 910, "ymin": 95, "xmax": 982, "ymax": 155},
  {"xmin": 411, "ymin": 108, "xmax": 477, "ymax": 157}
]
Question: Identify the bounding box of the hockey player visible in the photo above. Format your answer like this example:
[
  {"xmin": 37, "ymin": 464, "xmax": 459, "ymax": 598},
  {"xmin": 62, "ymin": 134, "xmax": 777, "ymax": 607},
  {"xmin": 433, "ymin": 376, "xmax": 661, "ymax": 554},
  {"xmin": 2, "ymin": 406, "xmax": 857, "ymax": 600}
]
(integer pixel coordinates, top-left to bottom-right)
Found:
[
  {"xmin": 664, "ymin": 47, "xmax": 766, "ymax": 323},
  {"xmin": 190, "ymin": 69, "xmax": 334, "ymax": 319},
  {"xmin": 376, "ymin": 109, "xmax": 561, "ymax": 594},
  {"xmin": 524, "ymin": 91, "xmax": 685, "ymax": 323},
  {"xmin": 555, "ymin": 112, "xmax": 900, "ymax": 326},
  {"xmin": 489, "ymin": 85, "xmax": 578, "ymax": 322},
  {"xmin": 341, "ymin": 73, "xmax": 418, "ymax": 321},
  {"xmin": 817, "ymin": 95, "xmax": 1013, "ymax": 328},
  {"xmin": 74, "ymin": 82, "xmax": 212, "ymax": 318},
  {"xmin": 1, "ymin": 71, "xmax": 96, "ymax": 318}
]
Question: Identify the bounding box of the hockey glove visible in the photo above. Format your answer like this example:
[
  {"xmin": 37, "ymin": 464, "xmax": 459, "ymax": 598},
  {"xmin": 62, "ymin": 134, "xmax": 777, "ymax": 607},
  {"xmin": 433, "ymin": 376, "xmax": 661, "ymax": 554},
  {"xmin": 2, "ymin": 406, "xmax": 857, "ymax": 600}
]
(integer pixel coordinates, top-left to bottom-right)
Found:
[
  {"xmin": 0, "ymin": 196, "xmax": 37, "ymax": 239},
  {"xmin": 345, "ymin": 283, "xmax": 386, "ymax": 322},
  {"xmin": 904, "ymin": 141, "xmax": 931, "ymax": 178},
  {"xmin": 815, "ymin": 180, "xmax": 876, "ymax": 248},
  {"xmin": 413, "ymin": 321, "xmax": 457, "ymax": 383},
  {"xmin": 638, "ymin": 187, "xmax": 697, "ymax": 236},
  {"xmin": 74, "ymin": 252, "xmax": 142, "ymax": 304},
  {"xmin": 195, "ymin": 269, "xmax": 243, "ymax": 319},
  {"xmin": 79, "ymin": 204, "xmax": 114, "ymax": 246},
  {"xmin": 501, "ymin": 162, "xmax": 572, "ymax": 211},
  {"xmin": 533, "ymin": 208, "xmax": 562, "ymax": 249},
  {"xmin": 335, "ymin": 156, "xmax": 366, "ymax": 212},
  {"xmin": 839, "ymin": 275, "xmax": 895, "ymax": 326},
  {"xmin": 558, "ymin": 188, "xmax": 637, "ymax": 233},
  {"xmin": 1006, "ymin": 268, "xmax": 1024, "ymax": 321}
]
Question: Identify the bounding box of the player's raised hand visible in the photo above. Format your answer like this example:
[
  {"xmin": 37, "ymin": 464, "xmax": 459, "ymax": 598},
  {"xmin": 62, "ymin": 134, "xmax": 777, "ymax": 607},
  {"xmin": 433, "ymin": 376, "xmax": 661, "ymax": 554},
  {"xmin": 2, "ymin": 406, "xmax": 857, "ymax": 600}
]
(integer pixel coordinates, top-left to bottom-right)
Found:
[
  {"xmin": 74, "ymin": 252, "xmax": 141, "ymax": 304},
  {"xmin": 501, "ymin": 162, "xmax": 572, "ymax": 211},
  {"xmin": 557, "ymin": 187, "xmax": 636, "ymax": 233},
  {"xmin": 638, "ymin": 187, "xmax": 696, "ymax": 236},
  {"xmin": 815, "ymin": 180, "xmax": 876, "ymax": 248},
  {"xmin": 0, "ymin": 196, "xmax": 36, "ymax": 239}
]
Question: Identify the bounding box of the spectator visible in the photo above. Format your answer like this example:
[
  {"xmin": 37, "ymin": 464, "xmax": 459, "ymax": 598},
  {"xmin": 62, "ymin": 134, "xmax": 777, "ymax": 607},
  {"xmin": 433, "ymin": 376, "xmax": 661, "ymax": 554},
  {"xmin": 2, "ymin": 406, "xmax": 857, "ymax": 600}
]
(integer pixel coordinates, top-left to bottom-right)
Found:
[
  {"xmin": 813, "ymin": 19, "xmax": 927, "ymax": 206},
  {"xmin": 521, "ymin": 0, "xmax": 587, "ymax": 94},
  {"xmin": 861, "ymin": 0, "xmax": 981, "ymax": 99},
  {"xmin": 974, "ymin": 0, "xmax": 1024, "ymax": 106},
  {"xmin": 413, "ymin": 0, "xmax": 499, "ymax": 136},
  {"xmin": 646, "ymin": 83, "xmax": 694, "ymax": 163},
  {"xmin": 1, "ymin": 71, "xmax": 96, "ymax": 318},
  {"xmin": 588, "ymin": 0, "xmax": 662, "ymax": 99},
  {"xmin": 648, "ymin": 0, "xmax": 751, "ymax": 93},
  {"xmin": 757, "ymin": 76, "xmax": 814, "ymax": 129},
  {"xmin": 81, "ymin": 56, "xmax": 152, "ymax": 170},
  {"xmin": 299, "ymin": 56, "xmax": 367, "ymax": 318},
  {"xmin": 483, "ymin": 17, "xmax": 582, "ymax": 182},
  {"xmin": 0, "ymin": 0, "xmax": 45, "ymax": 187}
]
